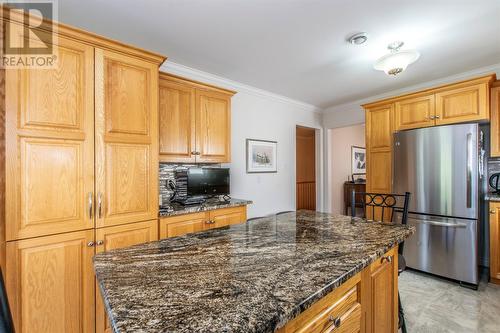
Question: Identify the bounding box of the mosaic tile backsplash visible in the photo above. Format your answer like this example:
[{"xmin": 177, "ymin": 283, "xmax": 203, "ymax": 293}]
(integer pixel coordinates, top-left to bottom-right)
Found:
[{"xmin": 159, "ymin": 163, "xmax": 221, "ymax": 207}]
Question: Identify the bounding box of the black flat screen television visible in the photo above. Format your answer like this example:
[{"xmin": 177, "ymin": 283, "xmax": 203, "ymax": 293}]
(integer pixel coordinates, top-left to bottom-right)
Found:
[{"xmin": 187, "ymin": 168, "xmax": 230, "ymax": 196}]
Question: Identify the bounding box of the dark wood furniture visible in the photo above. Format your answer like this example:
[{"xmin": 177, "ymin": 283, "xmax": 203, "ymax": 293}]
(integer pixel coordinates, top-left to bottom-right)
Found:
[{"xmin": 343, "ymin": 182, "xmax": 366, "ymax": 215}]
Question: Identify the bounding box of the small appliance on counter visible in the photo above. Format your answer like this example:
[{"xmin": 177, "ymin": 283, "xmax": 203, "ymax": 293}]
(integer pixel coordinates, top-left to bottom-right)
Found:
[
  {"xmin": 171, "ymin": 167, "xmax": 230, "ymax": 205},
  {"xmin": 489, "ymin": 172, "xmax": 500, "ymax": 193}
]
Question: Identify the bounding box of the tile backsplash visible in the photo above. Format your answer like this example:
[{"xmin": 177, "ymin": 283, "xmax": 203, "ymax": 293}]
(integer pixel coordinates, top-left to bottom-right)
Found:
[{"xmin": 159, "ymin": 163, "xmax": 221, "ymax": 207}]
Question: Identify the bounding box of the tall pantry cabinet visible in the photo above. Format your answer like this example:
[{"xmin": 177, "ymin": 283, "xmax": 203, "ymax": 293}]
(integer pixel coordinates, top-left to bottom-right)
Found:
[{"xmin": 1, "ymin": 9, "xmax": 166, "ymax": 333}]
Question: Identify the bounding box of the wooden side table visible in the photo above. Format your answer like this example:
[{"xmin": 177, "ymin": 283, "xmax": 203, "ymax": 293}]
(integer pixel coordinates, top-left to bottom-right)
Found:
[{"xmin": 343, "ymin": 182, "xmax": 366, "ymax": 215}]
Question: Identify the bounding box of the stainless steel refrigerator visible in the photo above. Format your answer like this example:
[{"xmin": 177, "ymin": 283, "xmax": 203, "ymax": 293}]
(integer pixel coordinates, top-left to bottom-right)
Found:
[{"xmin": 393, "ymin": 123, "xmax": 485, "ymax": 286}]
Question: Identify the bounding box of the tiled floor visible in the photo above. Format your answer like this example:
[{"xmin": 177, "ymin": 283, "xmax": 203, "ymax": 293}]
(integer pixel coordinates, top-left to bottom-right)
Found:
[{"xmin": 399, "ymin": 270, "xmax": 500, "ymax": 333}]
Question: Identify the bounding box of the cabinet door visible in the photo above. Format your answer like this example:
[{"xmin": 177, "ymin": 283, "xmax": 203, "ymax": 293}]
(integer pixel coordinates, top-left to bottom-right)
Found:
[
  {"xmin": 207, "ymin": 206, "xmax": 247, "ymax": 230},
  {"xmin": 490, "ymin": 85, "xmax": 500, "ymax": 157},
  {"xmin": 5, "ymin": 35, "xmax": 95, "ymax": 241},
  {"xmin": 95, "ymin": 220, "xmax": 158, "ymax": 333},
  {"xmin": 366, "ymin": 151, "xmax": 392, "ymax": 194},
  {"xmin": 394, "ymin": 94, "xmax": 435, "ymax": 130},
  {"xmin": 489, "ymin": 203, "xmax": 500, "ymax": 284},
  {"xmin": 6, "ymin": 230, "xmax": 95, "ymax": 333},
  {"xmin": 159, "ymin": 212, "xmax": 207, "ymax": 239},
  {"xmin": 95, "ymin": 48, "xmax": 159, "ymax": 228},
  {"xmin": 195, "ymin": 89, "xmax": 231, "ymax": 163},
  {"xmin": 367, "ymin": 248, "xmax": 398, "ymax": 333},
  {"xmin": 366, "ymin": 104, "xmax": 393, "ymax": 151},
  {"xmin": 435, "ymin": 82, "xmax": 489, "ymax": 125},
  {"xmin": 159, "ymin": 79, "xmax": 196, "ymax": 163}
]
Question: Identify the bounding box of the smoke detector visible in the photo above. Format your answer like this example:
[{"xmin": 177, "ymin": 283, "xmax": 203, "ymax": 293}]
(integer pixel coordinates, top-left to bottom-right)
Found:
[{"xmin": 347, "ymin": 32, "xmax": 369, "ymax": 45}]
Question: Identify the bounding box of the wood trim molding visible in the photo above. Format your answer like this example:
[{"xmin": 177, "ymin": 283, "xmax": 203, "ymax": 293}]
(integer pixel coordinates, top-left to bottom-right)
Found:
[
  {"xmin": 160, "ymin": 72, "xmax": 236, "ymax": 96},
  {"xmin": 362, "ymin": 74, "xmax": 496, "ymax": 109},
  {"xmin": 1, "ymin": 6, "xmax": 167, "ymax": 65}
]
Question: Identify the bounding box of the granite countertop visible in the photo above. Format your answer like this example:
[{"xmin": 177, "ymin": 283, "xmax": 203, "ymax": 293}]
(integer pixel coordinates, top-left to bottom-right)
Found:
[
  {"xmin": 485, "ymin": 192, "xmax": 500, "ymax": 201},
  {"xmin": 159, "ymin": 198, "xmax": 252, "ymax": 217},
  {"xmin": 94, "ymin": 211, "xmax": 415, "ymax": 333}
]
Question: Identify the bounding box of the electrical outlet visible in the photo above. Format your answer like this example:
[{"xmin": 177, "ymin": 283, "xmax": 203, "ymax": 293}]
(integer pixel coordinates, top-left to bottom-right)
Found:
[{"xmin": 159, "ymin": 194, "xmax": 162, "ymax": 204}]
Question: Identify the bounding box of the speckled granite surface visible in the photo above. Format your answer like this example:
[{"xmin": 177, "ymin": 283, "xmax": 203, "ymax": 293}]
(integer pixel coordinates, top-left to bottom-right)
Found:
[
  {"xmin": 159, "ymin": 198, "xmax": 252, "ymax": 217},
  {"xmin": 485, "ymin": 193, "xmax": 500, "ymax": 201},
  {"xmin": 94, "ymin": 211, "xmax": 414, "ymax": 333}
]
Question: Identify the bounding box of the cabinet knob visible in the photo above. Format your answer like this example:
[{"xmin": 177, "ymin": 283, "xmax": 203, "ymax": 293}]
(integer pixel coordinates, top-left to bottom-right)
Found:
[
  {"xmin": 435, "ymin": 115, "xmax": 440, "ymax": 119},
  {"xmin": 328, "ymin": 315, "xmax": 341, "ymax": 328},
  {"xmin": 490, "ymin": 210, "xmax": 496, "ymax": 214},
  {"xmin": 96, "ymin": 240, "xmax": 104, "ymax": 245},
  {"xmin": 191, "ymin": 151, "xmax": 201, "ymax": 156},
  {"xmin": 87, "ymin": 241, "xmax": 95, "ymax": 247},
  {"xmin": 429, "ymin": 115, "xmax": 435, "ymax": 120}
]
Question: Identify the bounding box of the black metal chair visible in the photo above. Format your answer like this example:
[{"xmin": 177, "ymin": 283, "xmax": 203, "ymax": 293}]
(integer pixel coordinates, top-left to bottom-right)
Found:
[
  {"xmin": 350, "ymin": 190, "xmax": 410, "ymax": 333},
  {"xmin": 0, "ymin": 269, "xmax": 14, "ymax": 333}
]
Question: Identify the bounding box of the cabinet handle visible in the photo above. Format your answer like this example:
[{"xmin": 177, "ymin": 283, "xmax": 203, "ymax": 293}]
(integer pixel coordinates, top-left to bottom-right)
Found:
[
  {"xmin": 88, "ymin": 192, "xmax": 93, "ymax": 219},
  {"xmin": 96, "ymin": 240, "xmax": 104, "ymax": 246},
  {"xmin": 87, "ymin": 241, "xmax": 95, "ymax": 247},
  {"xmin": 490, "ymin": 210, "xmax": 496, "ymax": 214},
  {"xmin": 381, "ymin": 255, "xmax": 393, "ymax": 263},
  {"xmin": 97, "ymin": 193, "xmax": 103, "ymax": 218},
  {"xmin": 435, "ymin": 115, "xmax": 440, "ymax": 119}
]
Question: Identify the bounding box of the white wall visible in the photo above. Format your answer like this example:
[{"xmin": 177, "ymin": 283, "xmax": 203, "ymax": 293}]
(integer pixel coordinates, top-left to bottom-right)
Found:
[
  {"xmin": 328, "ymin": 125, "xmax": 365, "ymax": 214},
  {"xmin": 161, "ymin": 62, "xmax": 324, "ymax": 218}
]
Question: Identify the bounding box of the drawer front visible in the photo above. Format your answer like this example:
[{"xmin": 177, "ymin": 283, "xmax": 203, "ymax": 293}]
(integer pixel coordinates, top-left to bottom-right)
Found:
[
  {"xmin": 159, "ymin": 212, "xmax": 208, "ymax": 238},
  {"xmin": 297, "ymin": 285, "xmax": 361, "ymax": 333}
]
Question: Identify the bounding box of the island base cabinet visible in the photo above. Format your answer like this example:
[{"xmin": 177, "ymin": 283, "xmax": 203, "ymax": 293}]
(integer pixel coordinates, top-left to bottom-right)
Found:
[
  {"xmin": 95, "ymin": 220, "xmax": 158, "ymax": 333},
  {"xmin": 277, "ymin": 247, "xmax": 398, "ymax": 333},
  {"xmin": 6, "ymin": 230, "xmax": 96, "ymax": 333}
]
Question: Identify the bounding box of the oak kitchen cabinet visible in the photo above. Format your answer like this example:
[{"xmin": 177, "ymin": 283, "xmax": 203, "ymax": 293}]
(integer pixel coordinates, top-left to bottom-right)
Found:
[
  {"xmin": 1, "ymin": 8, "xmax": 166, "ymax": 333},
  {"xmin": 159, "ymin": 205, "xmax": 248, "ymax": 239},
  {"xmin": 95, "ymin": 220, "xmax": 158, "ymax": 333},
  {"xmin": 490, "ymin": 81, "xmax": 500, "ymax": 157},
  {"xmin": 364, "ymin": 74, "xmax": 495, "ymax": 197},
  {"xmin": 159, "ymin": 73, "xmax": 235, "ymax": 163},
  {"xmin": 277, "ymin": 247, "xmax": 398, "ymax": 333},
  {"xmin": 489, "ymin": 202, "xmax": 500, "ymax": 284}
]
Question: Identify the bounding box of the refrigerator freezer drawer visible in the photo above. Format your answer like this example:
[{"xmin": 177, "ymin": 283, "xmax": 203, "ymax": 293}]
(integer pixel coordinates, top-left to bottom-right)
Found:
[{"xmin": 402, "ymin": 214, "xmax": 478, "ymax": 285}]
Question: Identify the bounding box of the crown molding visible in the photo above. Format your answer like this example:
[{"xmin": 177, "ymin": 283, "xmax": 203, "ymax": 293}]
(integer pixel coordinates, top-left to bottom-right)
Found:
[
  {"xmin": 161, "ymin": 61, "xmax": 322, "ymax": 113},
  {"xmin": 323, "ymin": 62, "xmax": 500, "ymax": 115}
]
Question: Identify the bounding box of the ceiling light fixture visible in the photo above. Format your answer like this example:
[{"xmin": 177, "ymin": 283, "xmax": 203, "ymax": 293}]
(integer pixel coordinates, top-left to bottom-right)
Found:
[
  {"xmin": 347, "ymin": 32, "xmax": 369, "ymax": 45},
  {"xmin": 374, "ymin": 41, "xmax": 420, "ymax": 76}
]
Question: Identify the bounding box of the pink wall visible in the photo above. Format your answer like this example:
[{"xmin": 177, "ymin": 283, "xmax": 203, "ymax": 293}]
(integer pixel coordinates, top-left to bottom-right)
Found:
[{"xmin": 329, "ymin": 124, "xmax": 365, "ymax": 214}]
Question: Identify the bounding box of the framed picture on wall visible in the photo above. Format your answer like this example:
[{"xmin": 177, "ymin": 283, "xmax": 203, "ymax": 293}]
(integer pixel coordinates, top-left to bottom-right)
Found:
[
  {"xmin": 351, "ymin": 146, "xmax": 366, "ymax": 175},
  {"xmin": 246, "ymin": 139, "xmax": 277, "ymax": 173}
]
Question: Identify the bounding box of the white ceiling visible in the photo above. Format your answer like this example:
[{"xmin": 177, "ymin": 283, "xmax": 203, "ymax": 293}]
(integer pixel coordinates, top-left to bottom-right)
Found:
[{"xmin": 58, "ymin": 0, "xmax": 500, "ymax": 109}]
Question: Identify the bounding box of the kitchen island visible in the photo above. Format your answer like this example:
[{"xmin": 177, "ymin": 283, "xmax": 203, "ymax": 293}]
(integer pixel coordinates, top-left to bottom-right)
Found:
[{"xmin": 94, "ymin": 211, "xmax": 414, "ymax": 333}]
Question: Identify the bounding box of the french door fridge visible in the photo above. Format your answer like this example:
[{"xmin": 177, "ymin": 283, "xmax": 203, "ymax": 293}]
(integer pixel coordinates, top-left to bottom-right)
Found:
[{"xmin": 393, "ymin": 123, "xmax": 483, "ymax": 285}]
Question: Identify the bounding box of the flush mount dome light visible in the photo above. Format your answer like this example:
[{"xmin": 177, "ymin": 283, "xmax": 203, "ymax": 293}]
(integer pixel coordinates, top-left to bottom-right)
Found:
[{"xmin": 374, "ymin": 41, "xmax": 420, "ymax": 76}]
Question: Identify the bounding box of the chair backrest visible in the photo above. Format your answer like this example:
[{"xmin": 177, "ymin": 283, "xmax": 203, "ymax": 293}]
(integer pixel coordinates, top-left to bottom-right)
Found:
[
  {"xmin": 0, "ymin": 269, "xmax": 14, "ymax": 333},
  {"xmin": 350, "ymin": 191, "xmax": 411, "ymax": 225}
]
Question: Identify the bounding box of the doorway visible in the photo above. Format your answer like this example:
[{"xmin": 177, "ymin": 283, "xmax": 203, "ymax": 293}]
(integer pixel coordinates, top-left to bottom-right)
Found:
[{"xmin": 296, "ymin": 126, "xmax": 316, "ymax": 210}]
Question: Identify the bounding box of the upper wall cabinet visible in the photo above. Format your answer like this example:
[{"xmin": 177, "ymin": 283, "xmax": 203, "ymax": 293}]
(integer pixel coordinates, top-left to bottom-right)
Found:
[
  {"xmin": 435, "ymin": 81, "xmax": 489, "ymax": 125},
  {"xmin": 95, "ymin": 49, "xmax": 160, "ymax": 228},
  {"xmin": 366, "ymin": 104, "xmax": 393, "ymax": 151},
  {"xmin": 382, "ymin": 75, "xmax": 495, "ymax": 132},
  {"xmin": 394, "ymin": 94, "xmax": 435, "ymax": 130},
  {"xmin": 159, "ymin": 73, "xmax": 235, "ymax": 163}
]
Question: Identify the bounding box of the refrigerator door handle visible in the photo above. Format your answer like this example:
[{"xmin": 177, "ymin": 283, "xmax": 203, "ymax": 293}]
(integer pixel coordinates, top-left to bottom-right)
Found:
[
  {"xmin": 409, "ymin": 218, "xmax": 467, "ymax": 228},
  {"xmin": 466, "ymin": 133, "xmax": 472, "ymax": 208}
]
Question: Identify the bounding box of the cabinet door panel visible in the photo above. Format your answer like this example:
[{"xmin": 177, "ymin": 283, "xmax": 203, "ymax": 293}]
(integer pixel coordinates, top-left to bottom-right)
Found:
[
  {"xmin": 6, "ymin": 36, "xmax": 94, "ymax": 240},
  {"xmin": 95, "ymin": 221, "xmax": 158, "ymax": 333},
  {"xmin": 159, "ymin": 79, "xmax": 196, "ymax": 162},
  {"xmin": 366, "ymin": 104, "xmax": 393, "ymax": 151},
  {"xmin": 159, "ymin": 212, "xmax": 207, "ymax": 239},
  {"xmin": 435, "ymin": 83, "xmax": 488, "ymax": 125},
  {"xmin": 489, "ymin": 203, "xmax": 500, "ymax": 284},
  {"xmin": 367, "ymin": 151, "xmax": 391, "ymax": 194},
  {"xmin": 368, "ymin": 248, "xmax": 398, "ymax": 333},
  {"xmin": 394, "ymin": 95, "xmax": 435, "ymax": 130},
  {"xmin": 195, "ymin": 90, "xmax": 231, "ymax": 163},
  {"xmin": 95, "ymin": 49, "xmax": 158, "ymax": 227},
  {"xmin": 6, "ymin": 230, "xmax": 95, "ymax": 333},
  {"xmin": 490, "ymin": 86, "xmax": 500, "ymax": 157}
]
